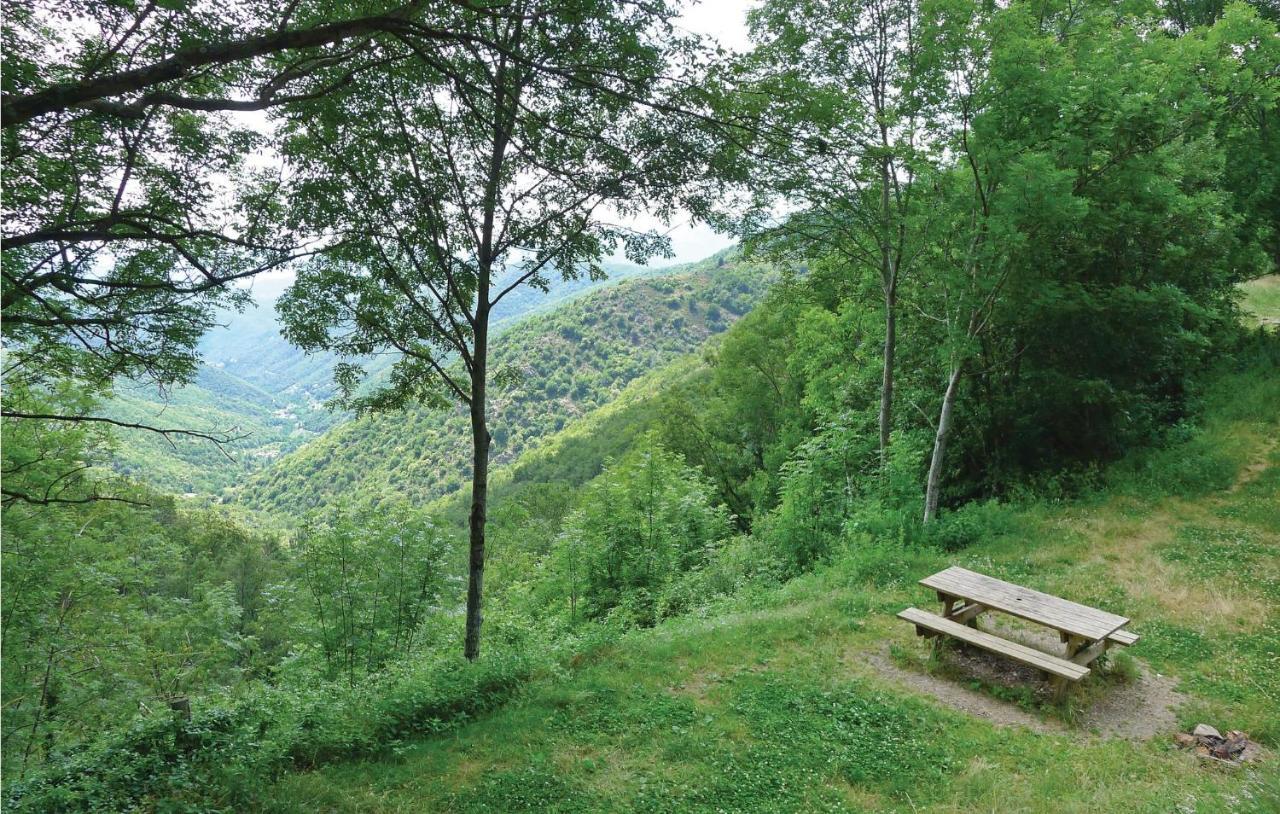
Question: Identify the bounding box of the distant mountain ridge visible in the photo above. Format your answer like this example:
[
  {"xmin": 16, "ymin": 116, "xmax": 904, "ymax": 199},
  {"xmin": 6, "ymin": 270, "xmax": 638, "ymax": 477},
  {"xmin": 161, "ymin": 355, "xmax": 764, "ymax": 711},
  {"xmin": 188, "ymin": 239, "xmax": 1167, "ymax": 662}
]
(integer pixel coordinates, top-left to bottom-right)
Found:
[
  {"xmin": 105, "ymin": 259, "xmax": 671, "ymax": 493},
  {"xmin": 232, "ymin": 251, "xmax": 774, "ymax": 515}
]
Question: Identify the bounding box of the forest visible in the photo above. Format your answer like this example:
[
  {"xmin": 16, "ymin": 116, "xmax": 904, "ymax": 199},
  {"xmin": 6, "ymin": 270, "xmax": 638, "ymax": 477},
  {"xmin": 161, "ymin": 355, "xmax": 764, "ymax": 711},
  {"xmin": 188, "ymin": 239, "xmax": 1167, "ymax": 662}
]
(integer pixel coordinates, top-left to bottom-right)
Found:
[{"xmin": 2, "ymin": 0, "xmax": 1278, "ymax": 811}]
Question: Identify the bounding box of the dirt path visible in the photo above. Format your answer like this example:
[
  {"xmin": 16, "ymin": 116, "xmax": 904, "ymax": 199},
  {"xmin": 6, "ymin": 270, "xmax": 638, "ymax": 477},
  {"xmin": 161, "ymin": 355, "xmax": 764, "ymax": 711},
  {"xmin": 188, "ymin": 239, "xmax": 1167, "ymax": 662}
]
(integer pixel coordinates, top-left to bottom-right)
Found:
[{"xmin": 1230, "ymin": 437, "xmax": 1276, "ymax": 493}]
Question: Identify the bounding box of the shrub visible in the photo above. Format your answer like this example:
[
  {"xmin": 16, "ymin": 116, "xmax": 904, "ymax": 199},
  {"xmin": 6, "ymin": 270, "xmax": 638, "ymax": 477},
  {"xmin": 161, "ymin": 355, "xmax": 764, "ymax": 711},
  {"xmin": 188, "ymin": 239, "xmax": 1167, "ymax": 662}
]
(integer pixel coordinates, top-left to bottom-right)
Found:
[
  {"xmin": 549, "ymin": 436, "xmax": 731, "ymax": 625},
  {"xmin": 926, "ymin": 500, "xmax": 1021, "ymax": 552},
  {"xmin": 657, "ymin": 534, "xmax": 787, "ymax": 619},
  {"xmin": 5, "ymin": 652, "xmax": 536, "ymax": 813}
]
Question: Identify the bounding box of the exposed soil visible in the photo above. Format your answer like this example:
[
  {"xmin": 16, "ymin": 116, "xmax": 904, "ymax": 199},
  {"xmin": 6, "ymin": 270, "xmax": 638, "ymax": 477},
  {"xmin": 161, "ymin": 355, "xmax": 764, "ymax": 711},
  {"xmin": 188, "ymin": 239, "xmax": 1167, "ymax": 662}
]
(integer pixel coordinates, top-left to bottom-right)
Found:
[
  {"xmin": 863, "ymin": 650, "xmax": 1065, "ymax": 735},
  {"xmin": 860, "ymin": 619, "xmax": 1187, "ymax": 741},
  {"xmin": 1076, "ymin": 662, "xmax": 1184, "ymax": 740}
]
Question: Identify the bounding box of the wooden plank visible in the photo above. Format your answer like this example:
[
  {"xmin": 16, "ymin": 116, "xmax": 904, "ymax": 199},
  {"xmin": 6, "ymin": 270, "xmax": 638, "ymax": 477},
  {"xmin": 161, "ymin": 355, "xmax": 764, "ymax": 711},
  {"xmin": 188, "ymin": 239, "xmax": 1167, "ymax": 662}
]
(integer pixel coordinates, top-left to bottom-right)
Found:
[
  {"xmin": 947, "ymin": 602, "xmax": 984, "ymax": 625},
  {"xmin": 920, "ymin": 566, "xmax": 1128, "ymax": 641},
  {"xmin": 1070, "ymin": 638, "xmax": 1110, "ymax": 667},
  {"xmin": 1107, "ymin": 629, "xmax": 1139, "ymax": 646},
  {"xmin": 897, "ymin": 607, "xmax": 1090, "ymax": 681}
]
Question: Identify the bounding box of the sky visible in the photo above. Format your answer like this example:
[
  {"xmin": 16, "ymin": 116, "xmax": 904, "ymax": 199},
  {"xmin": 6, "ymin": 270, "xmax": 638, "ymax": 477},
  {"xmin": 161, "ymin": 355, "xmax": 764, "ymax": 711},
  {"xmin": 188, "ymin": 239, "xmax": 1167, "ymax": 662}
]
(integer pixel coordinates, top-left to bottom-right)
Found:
[{"xmin": 622, "ymin": 0, "xmax": 757, "ymax": 265}]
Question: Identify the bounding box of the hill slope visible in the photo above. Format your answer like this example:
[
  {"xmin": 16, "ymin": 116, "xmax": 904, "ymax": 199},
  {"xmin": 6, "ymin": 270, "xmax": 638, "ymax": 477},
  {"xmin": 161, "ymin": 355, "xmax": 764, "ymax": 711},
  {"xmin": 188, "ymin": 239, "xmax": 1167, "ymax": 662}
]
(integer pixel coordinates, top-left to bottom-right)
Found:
[
  {"xmin": 103, "ymin": 259, "xmax": 679, "ymax": 495},
  {"xmin": 269, "ymin": 347, "xmax": 1280, "ymax": 813},
  {"xmin": 233, "ymin": 254, "xmax": 774, "ymax": 514}
]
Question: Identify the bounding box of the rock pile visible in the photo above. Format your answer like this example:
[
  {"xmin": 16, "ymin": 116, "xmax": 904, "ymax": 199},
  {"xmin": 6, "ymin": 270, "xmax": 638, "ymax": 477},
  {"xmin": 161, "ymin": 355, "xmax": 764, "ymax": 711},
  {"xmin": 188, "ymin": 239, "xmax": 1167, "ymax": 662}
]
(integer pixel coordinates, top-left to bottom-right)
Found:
[{"xmin": 1174, "ymin": 724, "xmax": 1260, "ymax": 764}]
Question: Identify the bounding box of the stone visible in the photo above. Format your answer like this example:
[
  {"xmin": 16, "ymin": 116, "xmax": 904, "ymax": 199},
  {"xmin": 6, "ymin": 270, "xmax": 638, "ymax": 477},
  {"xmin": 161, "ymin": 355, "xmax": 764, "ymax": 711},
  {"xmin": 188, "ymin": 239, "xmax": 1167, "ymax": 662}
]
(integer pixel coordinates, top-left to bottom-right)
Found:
[{"xmin": 1192, "ymin": 723, "xmax": 1221, "ymax": 739}]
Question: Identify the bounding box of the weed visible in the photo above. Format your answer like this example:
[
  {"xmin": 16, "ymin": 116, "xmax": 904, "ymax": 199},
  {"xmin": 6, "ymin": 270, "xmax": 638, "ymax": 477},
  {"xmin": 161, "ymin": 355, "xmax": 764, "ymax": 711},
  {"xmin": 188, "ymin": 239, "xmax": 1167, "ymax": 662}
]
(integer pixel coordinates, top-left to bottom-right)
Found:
[{"xmin": 1106, "ymin": 650, "xmax": 1142, "ymax": 684}]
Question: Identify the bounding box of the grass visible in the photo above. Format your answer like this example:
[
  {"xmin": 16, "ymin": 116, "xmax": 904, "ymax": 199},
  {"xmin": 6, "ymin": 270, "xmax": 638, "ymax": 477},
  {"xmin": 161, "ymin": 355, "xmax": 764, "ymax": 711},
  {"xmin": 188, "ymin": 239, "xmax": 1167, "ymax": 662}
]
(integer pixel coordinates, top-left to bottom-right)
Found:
[
  {"xmin": 261, "ymin": 345, "xmax": 1280, "ymax": 812},
  {"xmin": 1240, "ymin": 274, "xmax": 1280, "ymax": 328}
]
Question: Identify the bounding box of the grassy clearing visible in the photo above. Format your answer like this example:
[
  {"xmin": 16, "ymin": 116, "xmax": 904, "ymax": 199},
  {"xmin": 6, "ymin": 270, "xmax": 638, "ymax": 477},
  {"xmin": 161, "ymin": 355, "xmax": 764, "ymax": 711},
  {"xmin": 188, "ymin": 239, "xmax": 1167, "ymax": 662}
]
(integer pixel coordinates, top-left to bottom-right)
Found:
[
  {"xmin": 1240, "ymin": 274, "xmax": 1280, "ymax": 327},
  {"xmin": 264, "ymin": 355, "xmax": 1279, "ymax": 812}
]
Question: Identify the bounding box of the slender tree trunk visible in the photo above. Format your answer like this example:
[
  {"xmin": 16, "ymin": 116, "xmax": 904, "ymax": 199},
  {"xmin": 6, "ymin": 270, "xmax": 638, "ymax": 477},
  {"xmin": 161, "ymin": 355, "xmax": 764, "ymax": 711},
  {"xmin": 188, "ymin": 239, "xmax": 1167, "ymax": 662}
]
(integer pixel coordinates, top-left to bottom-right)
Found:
[
  {"xmin": 878, "ymin": 147, "xmax": 897, "ymax": 472},
  {"xmin": 924, "ymin": 362, "xmax": 963, "ymax": 524},
  {"xmin": 879, "ymin": 289, "xmax": 896, "ymax": 466},
  {"xmin": 464, "ymin": 314, "xmax": 490, "ymax": 662}
]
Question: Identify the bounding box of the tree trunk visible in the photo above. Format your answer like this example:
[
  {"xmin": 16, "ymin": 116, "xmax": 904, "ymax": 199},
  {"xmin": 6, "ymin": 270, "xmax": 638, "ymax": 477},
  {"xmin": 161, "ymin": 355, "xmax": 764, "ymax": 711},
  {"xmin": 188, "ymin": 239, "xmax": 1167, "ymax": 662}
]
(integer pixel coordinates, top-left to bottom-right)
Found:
[
  {"xmin": 878, "ymin": 147, "xmax": 896, "ymax": 473},
  {"xmin": 463, "ymin": 318, "xmax": 490, "ymax": 661},
  {"xmin": 923, "ymin": 363, "xmax": 963, "ymax": 524},
  {"xmin": 879, "ymin": 291, "xmax": 896, "ymax": 468}
]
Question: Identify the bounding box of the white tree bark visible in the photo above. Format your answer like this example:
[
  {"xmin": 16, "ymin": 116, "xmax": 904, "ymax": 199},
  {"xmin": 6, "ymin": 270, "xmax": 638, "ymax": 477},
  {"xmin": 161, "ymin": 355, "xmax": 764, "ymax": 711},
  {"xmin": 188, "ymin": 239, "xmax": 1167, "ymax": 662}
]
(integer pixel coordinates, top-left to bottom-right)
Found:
[{"xmin": 923, "ymin": 362, "xmax": 963, "ymax": 524}]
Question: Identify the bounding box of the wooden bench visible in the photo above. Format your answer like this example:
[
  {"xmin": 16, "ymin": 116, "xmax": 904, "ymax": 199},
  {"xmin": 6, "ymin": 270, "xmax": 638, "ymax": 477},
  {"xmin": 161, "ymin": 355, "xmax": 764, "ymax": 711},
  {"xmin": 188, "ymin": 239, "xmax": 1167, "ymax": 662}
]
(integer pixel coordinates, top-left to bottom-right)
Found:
[
  {"xmin": 898, "ymin": 607, "xmax": 1090, "ymax": 681},
  {"xmin": 899, "ymin": 566, "xmax": 1139, "ymax": 699}
]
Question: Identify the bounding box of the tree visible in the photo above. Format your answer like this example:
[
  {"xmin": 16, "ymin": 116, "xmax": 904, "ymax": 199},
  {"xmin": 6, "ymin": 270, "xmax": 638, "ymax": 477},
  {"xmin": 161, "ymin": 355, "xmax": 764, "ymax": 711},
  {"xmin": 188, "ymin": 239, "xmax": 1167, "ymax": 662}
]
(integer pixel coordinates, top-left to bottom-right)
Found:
[
  {"xmin": 733, "ymin": 0, "xmax": 932, "ymax": 473},
  {"xmin": 660, "ymin": 289, "xmax": 808, "ymax": 526},
  {"xmin": 294, "ymin": 507, "xmax": 448, "ymax": 684},
  {"xmin": 916, "ymin": 0, "xmax": 1280, "ymax": 521},
  {"xmin": 552, "ymin": 436, "xmax": 729, "ymax": 625},
  {"xmin": 277, "ymin": 0, "xmax": 716, "ymax": 660},
  {"xmin": 0, "ymin": 0, "xmax": 447, "ymax": 393},
  {"xmin": 0, "ymin": 0, "xmax": 542, "ymax": 470}
]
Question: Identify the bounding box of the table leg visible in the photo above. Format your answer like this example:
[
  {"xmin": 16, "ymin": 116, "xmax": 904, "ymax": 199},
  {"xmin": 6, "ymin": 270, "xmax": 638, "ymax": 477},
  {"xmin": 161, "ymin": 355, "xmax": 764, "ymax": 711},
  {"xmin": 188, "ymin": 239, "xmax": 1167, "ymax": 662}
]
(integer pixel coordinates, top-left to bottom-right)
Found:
[
  {"xmin": 937, "ymin": 591, "xmax": 960, "ymax": 619},
  {"xmin": 1064, "ymin": 634, "xmax": 1087, "ymax": 660},
  {"xmin": 1050, "ymin": 675, "xmax": 1068, "ymax": 703}
]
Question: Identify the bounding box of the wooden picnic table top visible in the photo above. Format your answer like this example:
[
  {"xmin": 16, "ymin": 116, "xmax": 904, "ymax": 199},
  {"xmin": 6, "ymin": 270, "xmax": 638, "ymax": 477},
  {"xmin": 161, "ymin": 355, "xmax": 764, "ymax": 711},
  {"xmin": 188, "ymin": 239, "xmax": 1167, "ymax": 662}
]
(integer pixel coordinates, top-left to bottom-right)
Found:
[{"xmin": 920, "ymin": 566, "xmax": 1129, "ymax": 642}]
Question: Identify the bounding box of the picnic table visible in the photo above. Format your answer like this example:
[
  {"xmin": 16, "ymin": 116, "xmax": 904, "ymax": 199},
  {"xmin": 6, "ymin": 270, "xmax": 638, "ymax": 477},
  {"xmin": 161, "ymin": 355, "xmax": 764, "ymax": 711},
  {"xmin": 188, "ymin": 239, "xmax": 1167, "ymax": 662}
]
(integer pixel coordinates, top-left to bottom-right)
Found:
[{"xmin": 898, "ymin": 566, "xmax": 1139, "ymax": 699}]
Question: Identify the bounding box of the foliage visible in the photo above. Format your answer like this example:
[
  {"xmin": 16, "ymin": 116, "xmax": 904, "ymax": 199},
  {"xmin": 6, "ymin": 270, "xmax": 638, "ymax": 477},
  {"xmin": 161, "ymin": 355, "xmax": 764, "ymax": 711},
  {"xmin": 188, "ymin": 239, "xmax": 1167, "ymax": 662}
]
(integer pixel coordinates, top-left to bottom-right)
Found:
[
  {"xmin": 291, "ymin": 507, "xmax": 451, "ymax": 684},
  {"xmin": 546, "ymin": 435, "xmax": 731, "ymax": 626},
  {"xmin": 1, "ymin": 470, "xmax": 288, "ymax": 779},
  {"xmin": 4, "ymin": 651, "xmax": 535, "ymax": 813},
  {"xmin": 714, "ymin": 0, "xmax": 1280, "ymax": 524}
]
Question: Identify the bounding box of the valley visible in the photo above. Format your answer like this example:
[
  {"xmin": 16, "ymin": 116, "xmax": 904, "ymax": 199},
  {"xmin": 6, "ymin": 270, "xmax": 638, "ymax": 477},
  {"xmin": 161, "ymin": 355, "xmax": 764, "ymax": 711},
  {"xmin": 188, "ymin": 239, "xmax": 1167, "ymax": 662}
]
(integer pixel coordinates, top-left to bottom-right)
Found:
[
  {"xmin": 5, "ymin": 1, "xmax": 1278, "ymax": 812},
  {"xmin": 102, "ymin": 258, "xmax": 702, "ymax": 498},
  {"xmin": 232, "ymin": 252, "xmax": 772, "ymax": 516}
]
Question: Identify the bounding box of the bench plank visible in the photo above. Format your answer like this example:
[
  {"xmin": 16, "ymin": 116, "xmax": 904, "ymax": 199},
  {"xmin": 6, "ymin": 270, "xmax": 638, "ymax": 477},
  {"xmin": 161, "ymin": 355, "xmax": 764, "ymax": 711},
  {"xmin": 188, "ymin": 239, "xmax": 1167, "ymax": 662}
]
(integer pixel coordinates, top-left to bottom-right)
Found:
[
  {"xmin": 920, "ymin": 567, "xmax": 1128, "ymax": 642},
  {"xmin": 898, "ymin": 607, "xmax": 1090, "ymax": 681}
]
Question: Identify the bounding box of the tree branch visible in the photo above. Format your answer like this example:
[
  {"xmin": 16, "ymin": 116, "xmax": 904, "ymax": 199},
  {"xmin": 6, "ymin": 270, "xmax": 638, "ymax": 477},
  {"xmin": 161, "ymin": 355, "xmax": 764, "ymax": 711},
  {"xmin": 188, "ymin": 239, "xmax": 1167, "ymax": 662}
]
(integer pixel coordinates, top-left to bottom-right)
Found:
[{"xmin": 1, "ymin": 412, "xmax": 246, "ymax": 458}]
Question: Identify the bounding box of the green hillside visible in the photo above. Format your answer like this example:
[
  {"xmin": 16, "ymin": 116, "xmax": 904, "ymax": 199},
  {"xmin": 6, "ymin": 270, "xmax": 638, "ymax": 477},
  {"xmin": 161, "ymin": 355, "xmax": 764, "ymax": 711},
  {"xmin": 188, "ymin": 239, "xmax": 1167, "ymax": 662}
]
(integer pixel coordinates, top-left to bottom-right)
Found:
[
  {"xmin": 101, "ymin": 261, "xmax": 664, "ymax": 495},
  {"xmin": 107, "ymin": 372, "xmax": 312, "ymax": 494},
  {"xmin": 269, "ymin": 344, "xmax": 1280, "ymax": 812},
  {"xmin": 199, "ymin": 261, "xmax": 658, "ymax": 404},
  {"xmin": 233, "ymin": 253, "xmax": 772, "ymax": 515},
  {"xmin": 102, "ymin": 359, "xmax": 342, "ymax": 495}
]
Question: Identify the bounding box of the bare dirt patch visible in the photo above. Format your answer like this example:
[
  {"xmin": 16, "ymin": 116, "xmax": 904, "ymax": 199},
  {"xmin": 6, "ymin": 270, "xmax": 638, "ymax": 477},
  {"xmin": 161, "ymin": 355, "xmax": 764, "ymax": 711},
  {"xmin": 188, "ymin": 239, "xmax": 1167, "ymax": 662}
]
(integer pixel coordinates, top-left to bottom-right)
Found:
[
  {"xmin": 859, "ymin": 633, "xmax": 1187, "ymax": 741},
  {"xmin": 862, "ymin": 650, "xmax": 1065, "ymax": 734},
  {"xmin": 1076, "ymin": 662, "xmax": 1184, "ymax": 740}
]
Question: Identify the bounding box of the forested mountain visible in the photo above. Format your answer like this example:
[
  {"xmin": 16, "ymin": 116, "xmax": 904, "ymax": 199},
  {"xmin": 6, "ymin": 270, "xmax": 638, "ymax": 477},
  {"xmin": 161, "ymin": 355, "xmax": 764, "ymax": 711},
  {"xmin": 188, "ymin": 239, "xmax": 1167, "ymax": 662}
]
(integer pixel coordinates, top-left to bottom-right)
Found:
[
  {"xmin": 234, "ymin": 252, "xmax": 772, "ymax": 514},
  {"xmin": 103, "ymin": 260, "xmax": 659, "ymax": 494}
]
